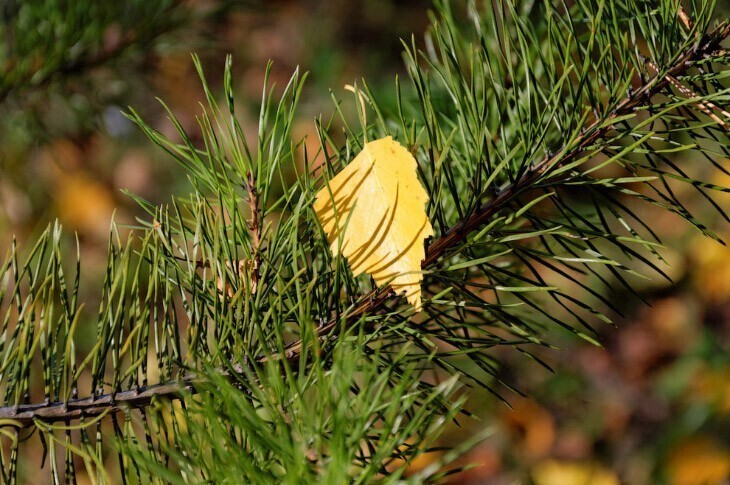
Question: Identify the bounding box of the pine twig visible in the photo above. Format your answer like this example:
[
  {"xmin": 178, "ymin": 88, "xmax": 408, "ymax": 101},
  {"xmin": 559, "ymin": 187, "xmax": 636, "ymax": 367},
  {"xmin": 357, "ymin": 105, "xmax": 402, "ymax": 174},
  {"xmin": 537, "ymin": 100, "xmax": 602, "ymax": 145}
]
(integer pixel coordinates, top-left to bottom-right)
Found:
[
  {"xmin": 199, "ymin": 173, "xmax": 262, "ymax": 295},
  {"xmin": 246, "ymin": 171, "xmax": 262, "ymax": 294},
  {"xmin": 645, "ymin": 59, "xmax": 730, "ymax": 130},
  {"xmin": 275, "ymin": 19, "xmax": 730, "ymax": 364},
  {"xmin": 0, "ymin": 20, "xmax": 727, "ymax": 428},
  {"xmin": 0, "ymin": 19, "xmax": 176, "ymax": 104},
  {"xmin": 0, "ymin": 380, "xmax": 194, "ymax": 428}
]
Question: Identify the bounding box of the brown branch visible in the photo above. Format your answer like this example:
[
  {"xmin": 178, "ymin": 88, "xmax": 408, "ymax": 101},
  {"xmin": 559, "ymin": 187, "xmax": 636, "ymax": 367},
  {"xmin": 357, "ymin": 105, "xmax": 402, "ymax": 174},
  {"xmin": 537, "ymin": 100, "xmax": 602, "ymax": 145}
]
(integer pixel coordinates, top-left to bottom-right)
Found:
[
  {"xmin": 206, "ymin": 173, "xmax": 262, "ymax": 295},
  {"xmin": 646, "ymin": 59, "xmax": 729, "ymax": 130},
  {"xmin": 0, "ymin": 380, "xmax": 195, "ymax": 428},
  {"xmin": 0, "ymin": 20, "xmax": 728, "ymax": 428},
  {"xmin": 0, "ymin": 364, "xmax": 247, "ymax": 428}
]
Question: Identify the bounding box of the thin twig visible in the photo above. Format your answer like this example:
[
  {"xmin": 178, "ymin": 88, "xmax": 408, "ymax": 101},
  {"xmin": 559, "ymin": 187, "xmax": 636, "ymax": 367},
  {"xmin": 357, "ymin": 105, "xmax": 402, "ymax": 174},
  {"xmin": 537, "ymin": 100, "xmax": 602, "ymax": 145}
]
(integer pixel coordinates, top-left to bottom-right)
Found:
[
  {"xmin": 646, "ymin": 59, "xmax": 729, "ymax": 130},
  {"xmin": 246, "ymin": 172, "xmax": 262, "ymax": 294},
  {"xmin": 0, "ymin": 364, "xmax": 245, "ymax": 427},
  {"xmin": 0, "ymin": 380, "xmax": 194, "ymax": 427},
  {"xmin": 205, "ymin": 173, "xmax": 262, "ymax": 295},
  {"xmin": 0, "ymin": 20, "xmax": 727, "ymax": 427}
]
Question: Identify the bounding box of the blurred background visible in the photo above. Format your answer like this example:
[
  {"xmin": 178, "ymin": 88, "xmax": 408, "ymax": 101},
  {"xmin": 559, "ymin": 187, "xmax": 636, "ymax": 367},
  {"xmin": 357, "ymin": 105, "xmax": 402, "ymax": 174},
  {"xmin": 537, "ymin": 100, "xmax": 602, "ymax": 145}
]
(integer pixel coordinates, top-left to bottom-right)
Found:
[{"xmin": 1, "ymin": 1, "xmax": 728, "ymax": 483}]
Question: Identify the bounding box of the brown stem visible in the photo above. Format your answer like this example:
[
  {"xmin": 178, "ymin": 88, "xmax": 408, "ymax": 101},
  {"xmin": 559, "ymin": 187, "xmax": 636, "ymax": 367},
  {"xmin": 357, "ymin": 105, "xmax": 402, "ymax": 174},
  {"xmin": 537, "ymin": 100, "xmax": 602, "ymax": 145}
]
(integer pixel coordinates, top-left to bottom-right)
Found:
[
  {"xmin": 646, "ymin": 60, "xmax": 729, "ymax": 129},
  {"xmin": 0, "ymin": 364, "xmax": 247, "ymax": 428},
  {"xmin": 246, "ymin": 172, "xmax": 262, "ymax": 294},
  {"xmin": 0, "ymin": 21, "xmax": 727, "ymax": 428},
  {"xmin": 0, "ymin": 380, "xmax": 195, "ymax": 428}
]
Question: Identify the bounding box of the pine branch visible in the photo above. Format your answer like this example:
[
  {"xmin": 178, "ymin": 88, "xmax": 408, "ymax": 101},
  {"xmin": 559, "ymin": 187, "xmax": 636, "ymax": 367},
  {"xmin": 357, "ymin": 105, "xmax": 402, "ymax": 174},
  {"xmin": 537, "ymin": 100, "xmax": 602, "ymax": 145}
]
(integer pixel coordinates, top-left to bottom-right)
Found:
[
  {"xmin": 0, "ymin": 4, "xmax": 181, "ymax": 103},
  {"xmin": 277, "ymin": 18, "xmax": 730, "ymax": 362},
  {"xmin": 0, "ymin": 379, "xmax": 194, "ymax": 427},
  {"xmin": 645, "ymin": 60, "xmax": 730, "ymax": 128},
  {"xmin": 0, "ymin": 19, "xmax": 726, "ymax": 428},
  {"xmin": 1, "ymin": 33, "xmax": 138, "ymax": 103}
]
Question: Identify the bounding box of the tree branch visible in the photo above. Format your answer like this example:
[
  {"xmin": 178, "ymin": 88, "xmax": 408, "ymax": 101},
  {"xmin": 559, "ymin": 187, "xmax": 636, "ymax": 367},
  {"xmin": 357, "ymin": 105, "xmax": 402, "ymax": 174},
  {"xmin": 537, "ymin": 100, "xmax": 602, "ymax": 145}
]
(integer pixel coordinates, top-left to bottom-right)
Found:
[
  {"xmin": 0, "ymin": 380, "xmax": 194, "ymax": 428},
  {"xmin": 0, "ymin": 5, "xmax": 180, "ymax": 104},
  {"xmin": 0, "ymin": 20, "xmax": 727, "ymax": 428},
  {"xmin": 276, "ymin": 19, "xmax": 730, "ymax": 364}
]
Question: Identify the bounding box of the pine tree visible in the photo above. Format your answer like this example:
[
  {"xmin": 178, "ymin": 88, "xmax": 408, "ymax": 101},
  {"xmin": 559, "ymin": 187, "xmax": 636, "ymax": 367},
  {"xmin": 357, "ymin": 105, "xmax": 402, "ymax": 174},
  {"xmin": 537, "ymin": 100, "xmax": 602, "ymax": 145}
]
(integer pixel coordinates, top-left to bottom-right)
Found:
[{"xmin": 0, "ymin": 0, "xmax": 728, "ymax": 482}]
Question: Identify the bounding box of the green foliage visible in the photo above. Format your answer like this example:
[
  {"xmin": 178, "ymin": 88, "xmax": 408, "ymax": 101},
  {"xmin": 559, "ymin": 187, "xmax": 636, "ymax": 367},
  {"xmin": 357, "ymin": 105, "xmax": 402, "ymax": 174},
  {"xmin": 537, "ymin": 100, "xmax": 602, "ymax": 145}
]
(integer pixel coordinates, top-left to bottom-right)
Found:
[
  {"xmin": 0, "ymin": 0, "xmax": 727, "ymax": 482},
  {"xmin": 121, "ymin": 336, "xmax": 468, "ymax": 483},
  {"xmin": 0, "ymin": 0, "xmax": 173, "ymax": 93},
  {"xmin": 0, "ymin": 0, "xmax": 178, "ymax": 100}
]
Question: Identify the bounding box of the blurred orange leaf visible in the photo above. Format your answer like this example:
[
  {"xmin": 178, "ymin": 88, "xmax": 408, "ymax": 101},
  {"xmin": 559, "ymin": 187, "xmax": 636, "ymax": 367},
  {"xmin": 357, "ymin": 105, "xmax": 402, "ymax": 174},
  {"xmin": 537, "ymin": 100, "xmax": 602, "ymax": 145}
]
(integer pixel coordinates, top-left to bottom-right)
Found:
[
  {"xmin": 532, "ymin": 460, "xmax": 619, "ymax": 485},
  {"xmin": 500, "ymin": 398, "xmax": 555, "ymax": 459},
  {"xmin": 56, "ymin": 173, "xmax": 115, "ymax": 240},
  {"xmin": 690, "ymin": 233, "xmax": 730, "ymax": 304},
  {"xmin": 668, "ymin": 437, "xmax": 730, "ymax": 485}
]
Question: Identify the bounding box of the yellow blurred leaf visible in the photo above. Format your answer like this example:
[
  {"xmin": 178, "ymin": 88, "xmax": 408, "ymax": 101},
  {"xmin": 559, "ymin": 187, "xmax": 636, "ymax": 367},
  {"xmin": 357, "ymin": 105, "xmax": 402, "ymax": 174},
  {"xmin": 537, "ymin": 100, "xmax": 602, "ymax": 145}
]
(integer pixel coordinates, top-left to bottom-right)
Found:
[
  {"xmin": 532, "ymin": 460, "xmax": 619, "ymax": 485},
  {"xmin": 500, "ymin": 398, "xmax": 555, "ymax": 459},
  {"xmin": 668, "ymin": 437, "xmax": 730, "ymax": 485},
  {"xmin": 314, "ymin": 136, "xmax": 433, "ymax": 310},
  {"xmin": 690, "ymin": 233, "xmax": 730, "ymax": 303},
  {"xmin": 56, "ymin": 172, "xmax": 115, "ymax": 240},
  {"xmin": 691, "ymin": 365, "xmax": 730, "ymax": 415}
]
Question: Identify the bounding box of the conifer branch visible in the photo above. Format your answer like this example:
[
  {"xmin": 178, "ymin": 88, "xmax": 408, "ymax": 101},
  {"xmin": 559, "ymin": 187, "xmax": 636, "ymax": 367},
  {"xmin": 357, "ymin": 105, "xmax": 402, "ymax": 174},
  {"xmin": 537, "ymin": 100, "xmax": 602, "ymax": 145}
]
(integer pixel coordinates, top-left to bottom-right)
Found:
[
  {"xmin": 0, "ymin": 19, "xmax": 726, "ymax": 428},
  {"xmin": 275, "ymin": 18, "xmax": 730, "ymax": 362},
  {"xmin": 0, "ymin": 379, "xmax": 194, "ymax": 427},
  {"xmin": 0, "ymin": 9, "xmax": 179, "ymax": 104},
  {"xmin": 645, "ymin": 60, "xmax": 730, "ymax": 129}
]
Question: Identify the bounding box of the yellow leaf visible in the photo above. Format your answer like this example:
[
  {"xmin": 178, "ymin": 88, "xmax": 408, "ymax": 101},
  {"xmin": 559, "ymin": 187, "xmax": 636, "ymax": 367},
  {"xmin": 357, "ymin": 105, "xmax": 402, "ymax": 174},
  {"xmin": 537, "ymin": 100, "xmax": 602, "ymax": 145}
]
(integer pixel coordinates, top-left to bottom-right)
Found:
[
  {"xmin": 668, "ymin": 437, "xmax": 730, "ymax": 485},
  {"xmin": 532, "ymin": 460, "xmax": 619, "ymax": 485},
  {"xmin": 314, "ymin": 136, "xmax": 433, "ymax": 311}
]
